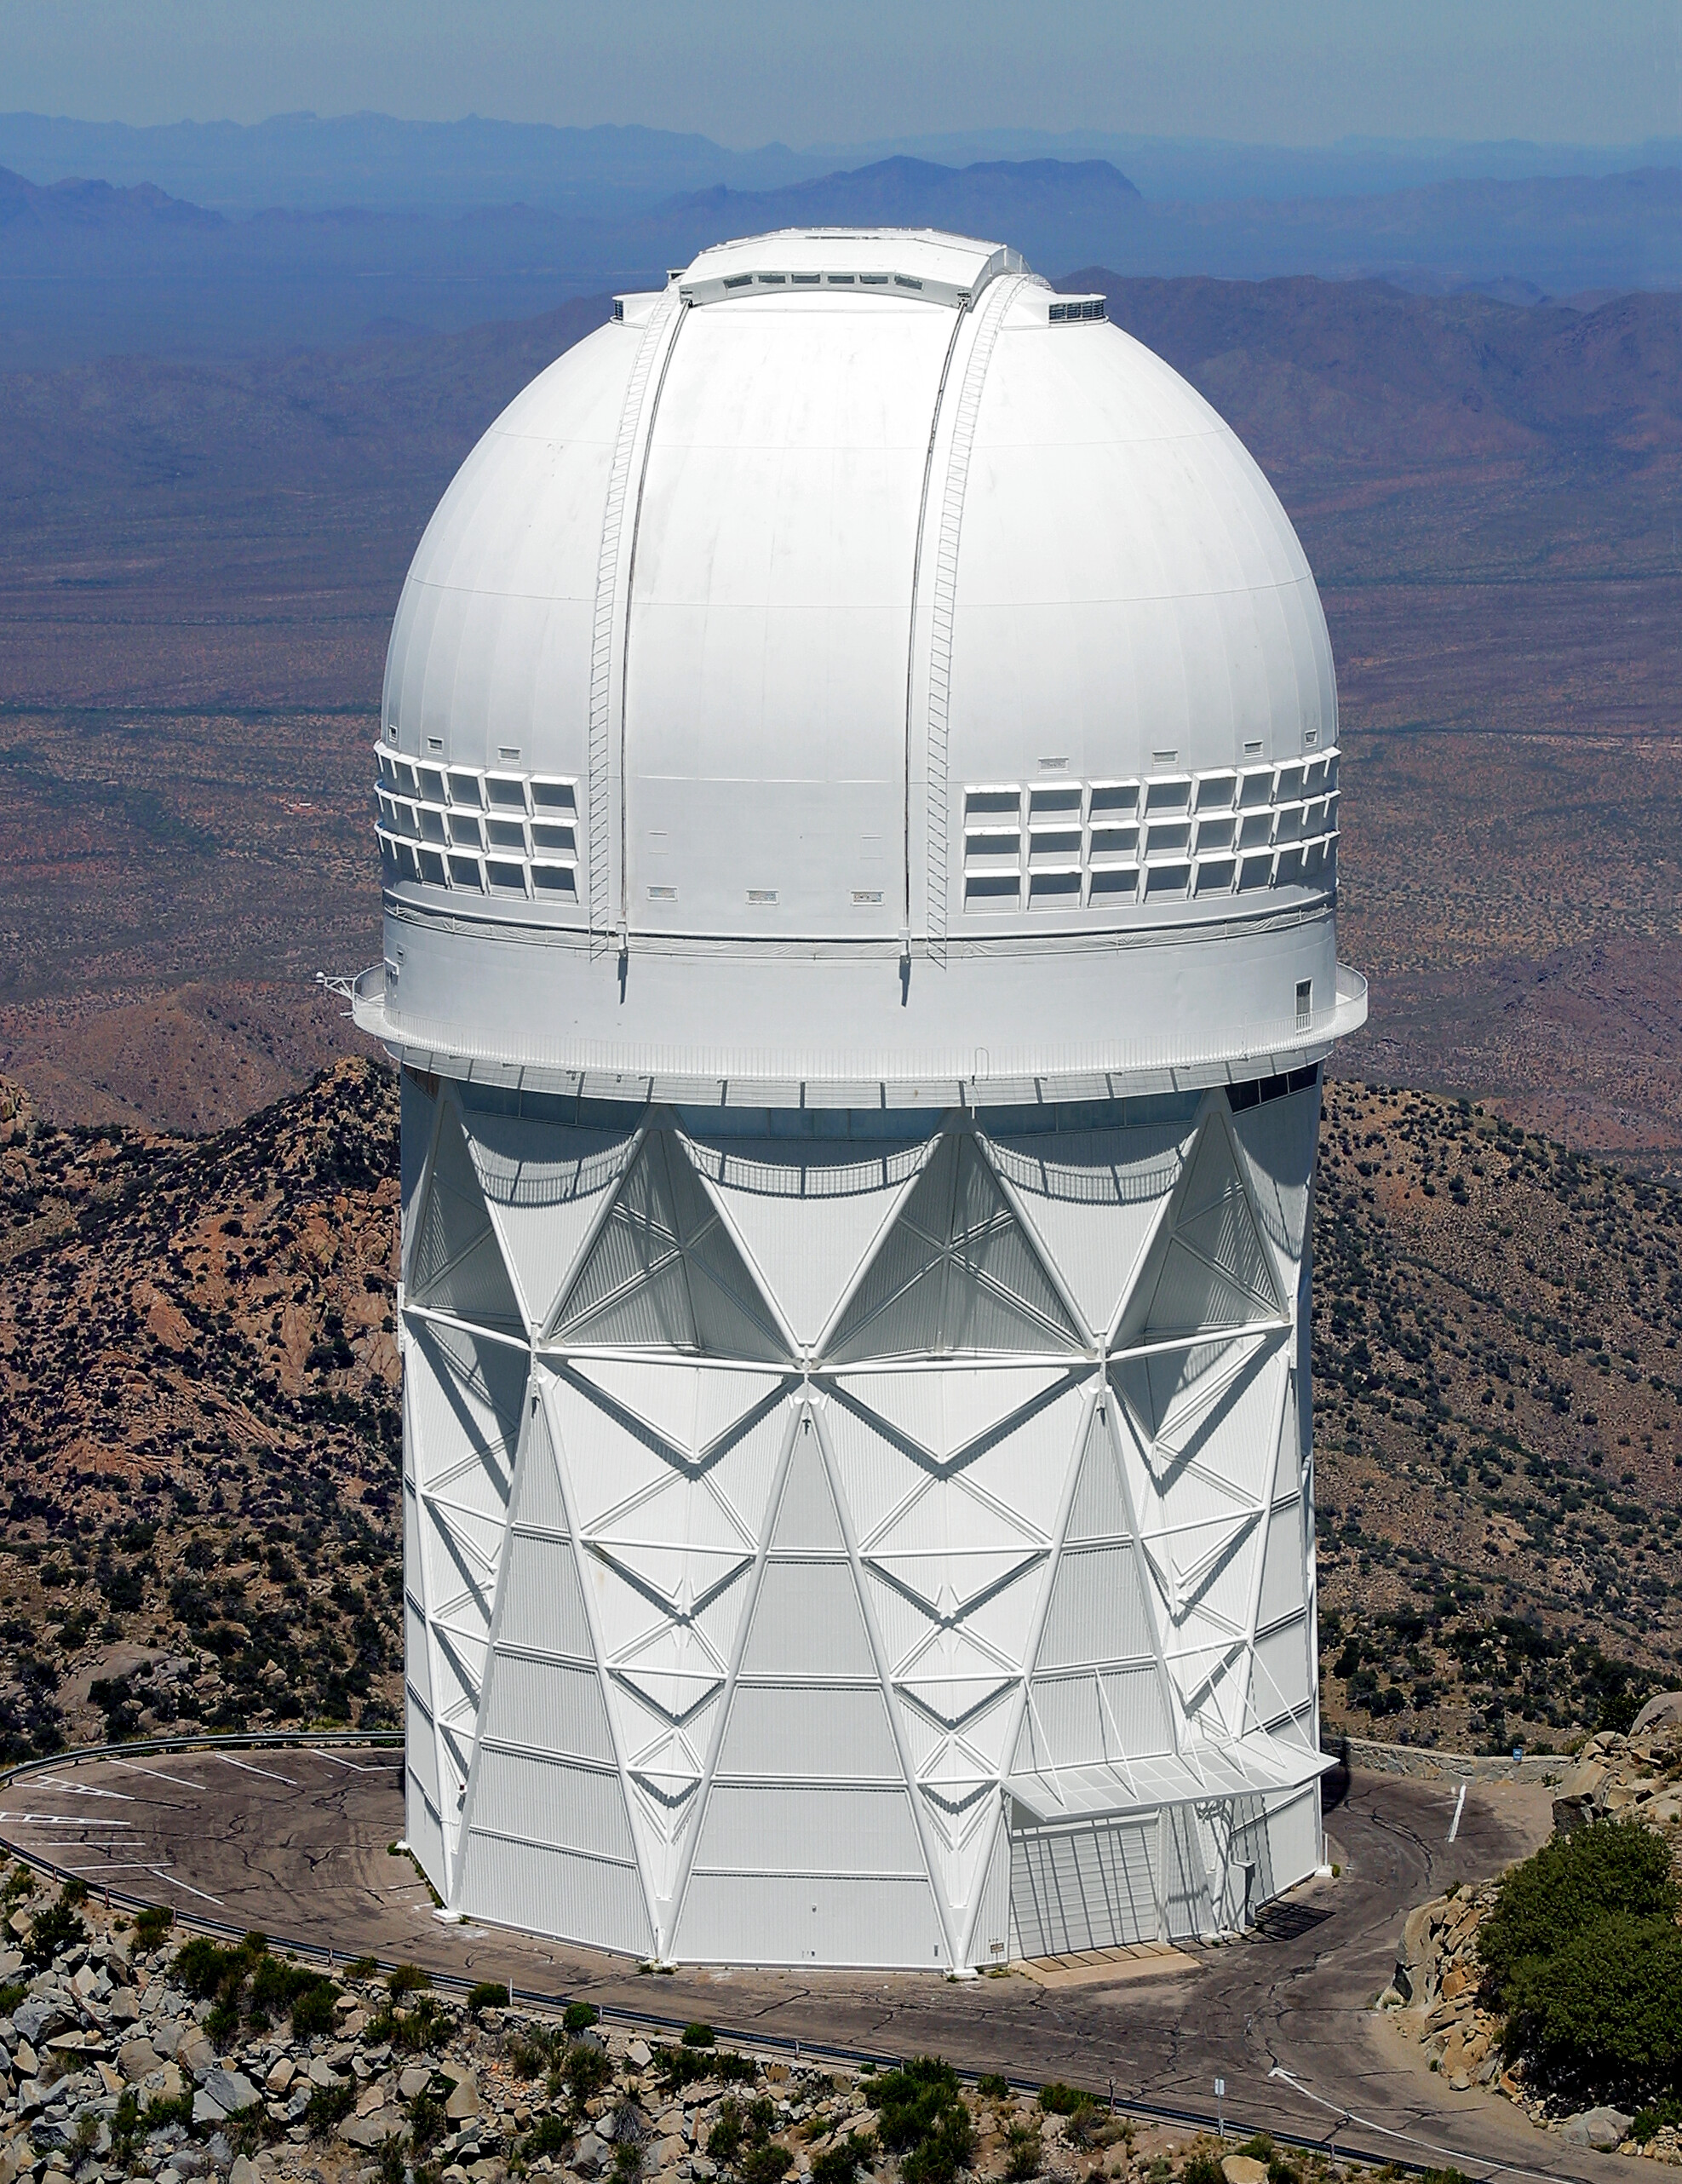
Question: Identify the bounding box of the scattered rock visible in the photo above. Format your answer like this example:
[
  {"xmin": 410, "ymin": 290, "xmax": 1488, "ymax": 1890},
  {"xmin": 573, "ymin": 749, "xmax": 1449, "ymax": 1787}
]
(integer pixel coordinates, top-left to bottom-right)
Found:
[
  {"xmin": 445, "ymin": 2073, "xmax": 480, "ymax": 2122},
  {"xmin": 1221, "ymin": 2160, "xmax": 1267, "ymax": 2184},
  {"xmin": 1560, "ymin": 2106, "xmax": 1633, "ymax": 2149}
]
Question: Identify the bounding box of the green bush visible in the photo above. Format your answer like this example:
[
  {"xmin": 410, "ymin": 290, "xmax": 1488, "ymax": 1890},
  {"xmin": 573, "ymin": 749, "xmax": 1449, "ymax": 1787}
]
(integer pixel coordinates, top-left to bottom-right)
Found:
[
  {"xmin": 682, "ymin": 2021, "xmax": 716, "ymax": 2047},
  {"xmin": 24, "ymin": 1894, "xmax": 89, "ymax": 1968},
  {"xmin": 976, "ymin": 2075, "xmax": 1010, "ymax": 2101},
  {"xmin": 526, "ymin": 2114, "xmax": 573, "ymax": 2158},
  {"xmin": 133, "ymin": 1905, "xmax": 174, "ymax": 1950},
  {"xmin": 1036, "ymin": 2083, "xmax": 1095, "ymax": 2116},
  {"xmin": 810, "ymin": 2132, "xmax": 875, "ymax": 2184},
  {"xmin": 1003, "ymin": 2124, "xmax": 1041, "ymax": 2181},
  {"xmin": 387, "ymin": 1961, "xmax": 432, "ymax": 1998},
  {"xmin": 307, "ymin": 2082, "xmax": 357, "ymax": 2134},
  {"xmin": 708, "ymin": 2100, "xmax": 743, "ymax": 2162},
  {"xmin": 1480, "ymin": 1820, "xmax": 1676, "ymax": 1990},
  {"xmin": 288, "ymin": 1978, "xmax": 341, "ymax": 2038},
  {"xmin": 870, "ymin": 2058, "xmax": 973, "ymax": 2184},
  {"xmin": 564, "ymin": 2000, "xmax": 600, "ymax": 2032},
  {"xmin": 467, "ymin": 1980, "xmax": 510, "ymax": 2016},
  {"xmin": 1503, "ymin": 1911, "xmax": 1682, "ymax": 2106},
  {"xmin": 739, "ymin": 2149, "xmax": 792, "ymax": 2184},
  {"xmin": 565, "ymin": 2041, "xmax": 615, "ymax": 2101},
  {"xmin": 1179, "ymin": 2156, "xmax": 1224, "ymax": 2184},
  {"xmin": 1480, "ymin": 1820, "xmax": 1682, "ymax": 2106}
]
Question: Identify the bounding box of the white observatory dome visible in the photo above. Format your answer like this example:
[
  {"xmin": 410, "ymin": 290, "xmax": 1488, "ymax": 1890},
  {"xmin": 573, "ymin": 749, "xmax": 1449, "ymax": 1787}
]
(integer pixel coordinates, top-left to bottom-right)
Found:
[
  {"xmin": 360, "ymin": 227, "xmax": 1363, "ymax": 1097},
  {"xmin": 357, "ymin": 231, "xmax": 1366, "ymax": 1974}
]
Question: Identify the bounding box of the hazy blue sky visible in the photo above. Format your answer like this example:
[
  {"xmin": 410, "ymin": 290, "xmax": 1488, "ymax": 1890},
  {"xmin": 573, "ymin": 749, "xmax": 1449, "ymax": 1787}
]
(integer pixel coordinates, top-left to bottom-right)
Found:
[{"xmin": 4, "ymin": 0, "xmax": 1678, "ymax": 147}]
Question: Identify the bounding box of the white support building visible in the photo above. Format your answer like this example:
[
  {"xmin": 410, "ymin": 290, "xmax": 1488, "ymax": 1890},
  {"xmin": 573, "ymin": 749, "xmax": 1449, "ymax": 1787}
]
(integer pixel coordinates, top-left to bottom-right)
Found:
[{"xmin": 352, "ymin": 226, "xmax": 1367, "ymax": 1968}]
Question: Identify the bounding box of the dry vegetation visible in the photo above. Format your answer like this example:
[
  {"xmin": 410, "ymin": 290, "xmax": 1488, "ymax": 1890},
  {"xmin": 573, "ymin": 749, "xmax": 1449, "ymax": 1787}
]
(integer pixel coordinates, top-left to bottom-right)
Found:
[
  {"xmin": 0, "ymin": 1061, "xmax": 400, "ymax": 1760},
  {"xmin": 1315, "ymin": 1078, "xmax": 1682, "ymax": 1750}
]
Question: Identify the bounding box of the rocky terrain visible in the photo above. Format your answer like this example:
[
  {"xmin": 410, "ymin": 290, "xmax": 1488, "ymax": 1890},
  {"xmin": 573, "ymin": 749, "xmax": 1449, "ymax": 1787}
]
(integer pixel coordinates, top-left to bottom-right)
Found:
[
  {"xmin": 0, "ymin": 1062, "xmax": 401, "ymax": 1761},
  {"xmin": 0, "ymin": 1871, "xmax": 1442, "ymax": 2184},
  {"xmin": 3, "ymin": 1056, "xmax": 1681, "ymax": 1767},
  {"xmin": 1381, "ymin": 1697, "xmax": 1682, "ymax": 2161},
  {"xmin": 1313, "ymin": 1078, "xmax": 1682, "ymax": 1749}
]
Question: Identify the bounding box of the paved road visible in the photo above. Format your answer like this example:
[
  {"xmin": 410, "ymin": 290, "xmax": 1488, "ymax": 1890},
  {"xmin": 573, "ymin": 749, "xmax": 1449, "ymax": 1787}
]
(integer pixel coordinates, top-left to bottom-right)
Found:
[{"xmin": 2, "ymin": 1748, "xmax": 1621, "ymax": 2181}]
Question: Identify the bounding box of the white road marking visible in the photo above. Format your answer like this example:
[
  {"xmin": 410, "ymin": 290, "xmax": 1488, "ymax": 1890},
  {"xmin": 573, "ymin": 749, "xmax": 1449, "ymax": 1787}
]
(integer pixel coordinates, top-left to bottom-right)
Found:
[
  {"xmin": 31, "ymin": 1776, "xmax": 134, "ymax": 1802},
  {"xmin": 106, "ymin": 1758, "xmax": 207, "ymax": 1791},
  {"xmin": 1448, "ymin": 1784, "xmax": 1466, "ymax": 1842},
  {"xmin": 1267, "ymin": 2064, "xmax": 1565, "ymax": 2183},
  {"xmin": 213, "ymin": 1753, "xmax": 298, "ymax": 1785},
  {"xmin": 149, "ymin": 1867, "xmax": 225, "ymax": 1907},
  {"xmin": 307, "ymin": 1747, "xmax": 397, "ymax": 1773},
  {"xmin": 0, "ymin": 1813, "xmax": 134, "ymax": 1827},
  {"xmin": 56, "ymin": 1862, "xmax": 173, "ymax": 1875}
]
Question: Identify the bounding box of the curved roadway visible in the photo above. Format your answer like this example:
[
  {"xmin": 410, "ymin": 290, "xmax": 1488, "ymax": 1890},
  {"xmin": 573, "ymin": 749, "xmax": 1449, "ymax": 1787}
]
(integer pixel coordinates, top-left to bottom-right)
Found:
[{"xmin": 1, "ymin": 1748, "xmax": 1622, "ymax": 2182}]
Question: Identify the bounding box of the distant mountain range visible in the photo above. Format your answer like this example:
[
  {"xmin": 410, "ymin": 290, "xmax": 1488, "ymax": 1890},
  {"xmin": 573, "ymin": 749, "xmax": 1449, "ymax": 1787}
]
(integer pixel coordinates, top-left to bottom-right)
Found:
[
  {"xmin": 0, "ymin": 146, "xmax": 1676, "ymax": 371},
  {"xmin": 2, "ymin": 108, "xmax": 1678, "ymax": 215}
]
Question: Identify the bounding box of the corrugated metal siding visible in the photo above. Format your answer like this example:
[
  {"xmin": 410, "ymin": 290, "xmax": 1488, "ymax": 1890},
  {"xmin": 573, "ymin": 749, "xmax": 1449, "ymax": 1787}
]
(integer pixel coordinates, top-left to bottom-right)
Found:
[
  {"xmin": 1010, "ymin": 1815, "xmax": 1160, "ymax": 1957},
  {"xmin": 460, "ymin": 1110, "xmax": 638, "ymax": 1330},
  {"xmin": 1263, "ymin": 1786, "xmax": 1320, "ymax": 1892},
  {"xmin": 675, "ymin": 1871, "xmax": 944, "ymax": 1968},
  {"xmin": 1253, "ymin": 1615, "xmax": 1312, "ymax": 1720},
  {"xmin": 496, "ymin": 1536, "xmax": 593, "ymax": 1658},
  {"xmin": 741, "ymin": 1562, "xmax": 878, "ymax": 1677},
  {"xmin": 480, "ymin": 1653, "xmax": 618, "ymax": 1764},
  {"xmin": 1162, "ymin": 1803, "xmax": 1211, "ymax": 1937},
  {"xmin": 718, "ymin": 1682, "xmax": 903, "ymax": 1779},
  {"xmin": 1228, "ymin": 1084, "xmax": 1317, "ymax": 1263},
  {"xmin": 1257, "ymin": 1497, "xmax": 1307, "ymax": 1626},
  {"xmin": 399, "ymin": 1067, "xmax": 437, "ymax": 1264},
  {"xmin": 1037, "ymin": 1543, "xmax": 1157, "ymax": 1669},
  {"xmin": 463, "ymin": 1828, "xmax": 652, "ymax": 1957},
  {"xmin": 696, "ymin": 1782, "xmax": 925, "ymax": 1872},
  {"xmin": 471, "ymin": 1744, "xmax": 637, "ymax": 1859}
]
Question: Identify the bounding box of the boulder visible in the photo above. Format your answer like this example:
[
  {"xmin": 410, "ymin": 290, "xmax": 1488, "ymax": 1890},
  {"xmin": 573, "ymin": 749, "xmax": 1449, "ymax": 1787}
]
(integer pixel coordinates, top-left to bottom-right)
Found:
[
  {"xmin": 626, "ymin": 2039, "xmax": 652, "ymax": 2071},
  {"xmin": 307, "ymin": 2058, "xmax": 342, "ymax": 2089},
  {"xmin": 108, "ymin": 1991, "xmax": 140, "ymax": 2026},
  {"xmin": 445, "ymin": 2074, "xmax": 481, "ymax": 2122},
  {"xmin": 399, "ymin": 2066, "xmax": 434, "ymax": 2101},
  {"xmin": 263, "ymin": 2059, "xmax": 295, "ymax": 2095},
  {"xmin": 13, "ymin": 1998, "xmax": 66, "ymax": 2047},
  {"xmin": 337, "ymin": 2117, "xmax": 408, "ymax": 2151},
  {"xmin": 573, "ymin": 2131, "xmax": 607, "ymax": 2177},
  {"xmin": 1221, "ymin": 2161, "xmax": 1267, "ymax": 2184},
  {"xmin": 230, "ymin": 2159, "xmax": 260, "ymax": 2184},
  {"xmin": 1560, "ymin": 2106, "xmax": 1633, "ymax": 2150},
  {"xmin": 176, "ymin": 2031, "xmax": 215, "ymax": 2083},
  {"xmin": 1631, "ymin": 1691, "xmax": 1682, "ymax": 1737},
  {"xmin": 201, "ymin": 2071, "xmax": 260, "ymax": 2117},
  {"xmin": 118, "ymin": 2039, "xmax": 164, "ymax": 2084}
]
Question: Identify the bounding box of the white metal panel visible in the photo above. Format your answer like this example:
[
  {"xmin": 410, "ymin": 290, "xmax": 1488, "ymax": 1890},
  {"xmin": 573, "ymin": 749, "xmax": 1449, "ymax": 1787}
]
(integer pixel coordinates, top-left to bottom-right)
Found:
[
  {"xmin": 495, "ymin": 1536, "xmax": 594, "ymax": 1659},
  {"xmin": 1228, "ymin": 1083, "xmax": 1319, "ymax": 1267},
  {"xmin": 399, "ymin": 1066, "xmax": 437, "ymax": 1248},
  {"xmin": 479, "ymin": 1656, "xmax": 619, "ymax": 1766},
  {"xmin": 462, "ymin": 1828, "xmax": 652, "ymax": 1957},
  {"xmin": 674, "ymin": 1871, "xmax": 945, "ymax": 1968},
  {"xmin": 1253, "ymin": 1616, "xmax": 1314, "ymax": 1724},
  {"xmin": 982, "ymin": 1124, "xmax": 1195, "ymax": 1344},
  {"xmin": 716, "ymin": 1683, "xmax": 904, "ymax": 1779},
  {"xmin": 692, "ymin": 1782, "xmax": 926, "ymax": 1874},
  {"xmin": 680, "ymin": 1133, "xmax": 923, "ymax": 1349},
  {"xmin": 740, "ymin": 1563, "xmax": 878, "ymax": 1678},
  {"xmin": 408, "ymin": 1106, "xmax": 525, "ymax": 1333},
  {"xmin": 1256, "ymin": 1497, "xmax": 1308, "ymax": 1628},
  {"xmin": 462, "ymin": 1109, "xmax": 640, "ymax": 1331},
  {"xmin": 1263, "ymin": 1785, "xmax": 1321, "ymax": 1893}
]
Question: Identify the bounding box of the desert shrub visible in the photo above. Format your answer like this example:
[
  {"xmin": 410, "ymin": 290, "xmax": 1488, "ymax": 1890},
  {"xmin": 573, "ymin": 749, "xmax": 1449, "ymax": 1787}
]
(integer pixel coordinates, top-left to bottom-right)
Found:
[
  {"xmin": 1036, "ymin": 2083, "xmax": 1095, "ymax": 2116},
  {"xmin": 1481, "ymin": 1820, "xmax": 1682, "ymax": 2105},
  {"xmin": 976, "ymin": 2075, "xmax": 1010, "ymax": 2101},
  {"xmin": 307, "ymin": 2082, "xmax": 357, "ymax": 2134},
  {"xmin": 565, "ymin": 2041, "xmax": 615, "ymax": 2101},
  {"xmin": 811, "ymin": 2134, "xmax": 875, "ymax": 2184},
  {"xmin": 709, "ymin": 2100, "xmax": 744, "ymax": 2163},
  {"xmin": 133, "ymin": 1905, "xmax": 174, "ymax": 1950},
  {"xmin": 526, "ymin": 2114, "xmax": 573, "ymax": 2159},
  {"xmin": 682, "ymin": 2020, "xmax": 716, "ymax": 2047},
  {"xmin": 25, "ymin": 1894, "xmax": 89, "ymax": 1968},
  {"xmin": 565, "ymin": 2000, "xmax": 600, "ymax": 2032},
  {"xmin": 347, "ymin": 1954, "xmax": 379, "ymax": 1980},
  {"xmin": 1003, "ymin": 2123, "xmax": 1041, "ymax": 2181},
  {"xmin": 870, "ymin": 2057, "xmax": 972, "ymax": 2184},
  {"xmin": 739, "ymin": 2149, "xmax": 791, "ymax": 2184},
  {"xmin": 1635, "ymin": 2096, "xmax": 1682, "ymax": 2146},
  {"xmin": 288, "ymin": 1977, "xmax": 341, "ymax": 2037},
  {"xmin": 387, "ymin": 1961, "xmax": 432, "ymax": 1997},
  {"xmin": 409, "ymin": 2088, "xmax": 449, "ymax": 2153},
  {"xmin": 467, "ymin": 1980, "xmax": 510, "ymax": 2016},
  {"xmin": 653, "ymin": 2043, "xmax": 755, "ymax": 2089},
  {"xmin": 1502, "ymin": 1911, "xmax": 1682, "ymax": 2105},
  {"xmin": 1179, "ymin": 2155, "xmax": 1224, "ymax": 2184},
  {"xmin": 1480, "ymin": 1820, "xmax": 1676, "ymax": 1989}
]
